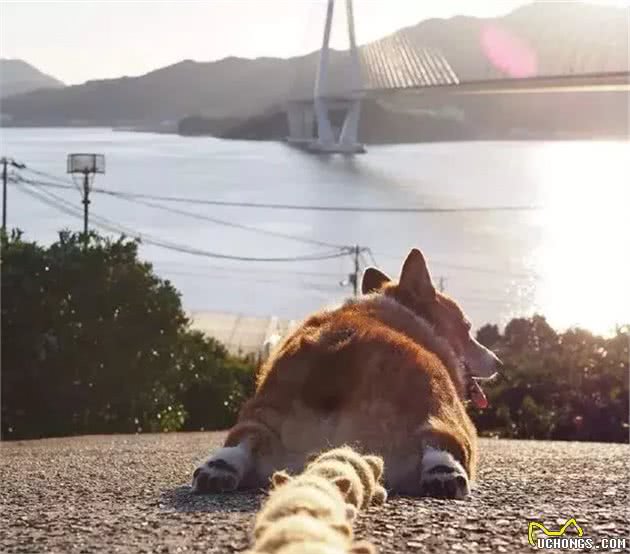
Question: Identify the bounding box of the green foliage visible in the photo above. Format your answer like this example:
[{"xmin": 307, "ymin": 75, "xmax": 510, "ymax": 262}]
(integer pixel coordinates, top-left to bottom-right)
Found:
[
  {"xmin": 1, "ymin": 230, "xmax": 255, "ymax": 440},
  {"xmin": 472, "ymin": 316, "xmax": 629, "ymax": 442}
]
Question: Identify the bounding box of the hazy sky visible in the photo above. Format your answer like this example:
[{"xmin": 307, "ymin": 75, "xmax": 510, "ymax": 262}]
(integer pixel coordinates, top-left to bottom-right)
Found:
[{"xmin": 1, "ymin": 1, "xmax": 627, "ymax": 85}]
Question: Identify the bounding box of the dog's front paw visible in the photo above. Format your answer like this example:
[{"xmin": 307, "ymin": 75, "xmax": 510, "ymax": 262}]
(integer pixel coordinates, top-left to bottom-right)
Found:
[
  {"xmin": 419, "ymin": 447, "xmax": 470, "ymax": 499},
  {"xmin": 192, "ymin": 458, "xmax": 240, "ymax": 494}
]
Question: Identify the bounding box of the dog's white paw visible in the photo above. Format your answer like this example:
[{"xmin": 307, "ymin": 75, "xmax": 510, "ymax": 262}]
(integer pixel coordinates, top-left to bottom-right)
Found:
[
  {"xmin": 419, "ymin": 447, "xmax": 470, "ymax": 499},
  {"xmin": 192, "ymin": 458, "xmax": 240, "ymax": 493}
]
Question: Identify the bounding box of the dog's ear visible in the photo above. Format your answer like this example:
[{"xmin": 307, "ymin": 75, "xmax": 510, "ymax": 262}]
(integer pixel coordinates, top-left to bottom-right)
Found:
[
  {"xmin": 399, "ymin": 248, "xmax": 435, "ymax": 301},
  {"xmin": 361, "ymin": 267, "xmax": 391, "ymax": 294}
]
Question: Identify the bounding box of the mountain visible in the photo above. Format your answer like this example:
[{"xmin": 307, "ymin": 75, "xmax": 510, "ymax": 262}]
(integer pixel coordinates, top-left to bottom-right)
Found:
[
  {"xmin": 0, "ymin": 53, "xmax": 351, "ymax": 126},
  {"xmin": 0, "ymin": 59, "xmax": 64, "ymax": 98},
  {"xmin": 0, "ymin": 2, "xmax": 627, "ymax": 132}
]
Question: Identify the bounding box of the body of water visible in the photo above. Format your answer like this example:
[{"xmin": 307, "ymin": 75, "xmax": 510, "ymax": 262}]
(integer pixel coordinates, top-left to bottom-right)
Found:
[{"xmin": 2, "ymin": 128, "xmax": 629, "ymax": 334}]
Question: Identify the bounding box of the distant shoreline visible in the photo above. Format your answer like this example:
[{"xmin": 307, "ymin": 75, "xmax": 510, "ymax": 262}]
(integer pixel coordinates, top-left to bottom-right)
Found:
[{"xmin": 1, "ymin": 124, "xmax": 627, "ymax": 144}]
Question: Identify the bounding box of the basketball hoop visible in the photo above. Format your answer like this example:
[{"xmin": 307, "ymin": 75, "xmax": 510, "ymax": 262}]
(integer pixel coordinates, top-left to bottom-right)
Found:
[{"xmin": 67, "ymin": 153, "xmax": 105, "ymax": 246}]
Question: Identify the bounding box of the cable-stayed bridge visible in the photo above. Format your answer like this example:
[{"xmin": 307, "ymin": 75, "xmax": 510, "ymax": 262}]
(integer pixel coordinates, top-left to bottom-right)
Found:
[{"xmin": 287, "ymin": 0, "xmax": 629, "ymax": 154}]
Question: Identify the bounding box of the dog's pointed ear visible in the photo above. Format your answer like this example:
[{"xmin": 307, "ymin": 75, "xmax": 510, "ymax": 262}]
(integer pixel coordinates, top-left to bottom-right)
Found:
[
  {"xmin": 361, "ymin": 267, "xmax": 391, "ymax": 294},
  {"xmin": 399, "ymin": 248, "xmax": 435, "ymax": 301}
]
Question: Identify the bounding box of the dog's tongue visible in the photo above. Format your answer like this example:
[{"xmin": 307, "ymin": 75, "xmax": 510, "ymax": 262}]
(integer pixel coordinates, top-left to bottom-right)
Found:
[{"xmin": 470, "ymin": 380, "xmax": 488, "ymax": 409}]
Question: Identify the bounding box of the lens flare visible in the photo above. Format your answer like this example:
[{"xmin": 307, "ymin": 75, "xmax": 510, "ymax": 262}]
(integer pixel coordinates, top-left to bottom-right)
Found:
[{"xmin": 480, "ymin": 24, "xmax": 537, "ymax": 78}]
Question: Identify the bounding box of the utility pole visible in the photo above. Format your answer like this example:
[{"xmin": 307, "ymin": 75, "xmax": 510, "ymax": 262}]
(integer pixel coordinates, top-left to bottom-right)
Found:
[
  {"xmin": 352, "ymin": 244, "xmax": 360, "ymax": 296},
  {"xmin": 342, "ymin": 245, "xmax": 361, "ymax": 296},
  {"xmin": 1, "ymin": 157, "xmax": 26, "ymax": 234},
  {"xmin": 339, "ymin": 244, "xmax": 368, "ymax": 296}
]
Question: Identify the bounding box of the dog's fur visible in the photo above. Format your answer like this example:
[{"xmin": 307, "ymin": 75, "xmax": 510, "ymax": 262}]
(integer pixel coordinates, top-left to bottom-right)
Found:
[{"xmin": 193, "ymin": 248, "xmax": 501, "ymax": 498}]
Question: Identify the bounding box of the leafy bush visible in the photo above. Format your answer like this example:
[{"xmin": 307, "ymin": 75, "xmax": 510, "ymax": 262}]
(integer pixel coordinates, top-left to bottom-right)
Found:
[
  {"xmin": 472, "ymin": 315, "xmax": 629, "ymax": 442},
  {"xmin": 1, "ymin": 230, "xmax": 255, "ymax": 440}
]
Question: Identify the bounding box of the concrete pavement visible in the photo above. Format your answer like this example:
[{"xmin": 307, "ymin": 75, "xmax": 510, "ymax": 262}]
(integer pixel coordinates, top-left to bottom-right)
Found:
[{"xmin": 1, "ymin": 433, "xmax": 628, "ymax": 553}]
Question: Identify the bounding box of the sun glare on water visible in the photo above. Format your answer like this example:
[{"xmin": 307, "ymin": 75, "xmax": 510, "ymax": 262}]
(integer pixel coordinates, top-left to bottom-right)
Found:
[{"xmin": 528, "ymin": 141, "xmax": 630, "ymax": 336}]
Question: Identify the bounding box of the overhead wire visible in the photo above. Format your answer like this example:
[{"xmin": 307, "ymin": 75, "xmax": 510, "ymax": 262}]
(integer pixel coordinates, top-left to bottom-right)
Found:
[
  {"xmin": 369, "ymin": 249, "xmax": 533, "ymax": 278},
  {"xmin": 13, "ymin": 163, "xmax": 539, "ymax": 280},
  {"xmin": 12, "ymin": 174, "xmax": 345, "ymax": 250},
  {"xmin": 111, "ymin": 195, "xmax": 344, "ymax": 250},
  {"xmin": 152, "ymin": 261, "xmax": 345, "ymax": 278},
  {"xmin": 11, "ymin": 177, "xmax": 524, "ymax": 306},
  {"xmin": 12, "ymin": 182, "xmax": 351, "ymax": 263},
  {"xmin": 17, "ymin": 170, "xmax": 542, "ymax": 213}
]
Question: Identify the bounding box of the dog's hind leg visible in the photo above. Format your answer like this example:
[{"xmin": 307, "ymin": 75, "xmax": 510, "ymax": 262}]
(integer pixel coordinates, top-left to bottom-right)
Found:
[
  {"xmin": 419, "ymin": 446, "xmax": 469, "ymax": 499},
  {"xmin": 192, "ymin": 421, "xmax": 276, "ymax": 493}
]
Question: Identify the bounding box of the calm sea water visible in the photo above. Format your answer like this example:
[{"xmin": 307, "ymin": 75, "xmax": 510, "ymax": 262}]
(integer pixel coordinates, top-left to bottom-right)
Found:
[{"xmin": 2, "ymin": 127, "xmax": 629, "ymax": 334}]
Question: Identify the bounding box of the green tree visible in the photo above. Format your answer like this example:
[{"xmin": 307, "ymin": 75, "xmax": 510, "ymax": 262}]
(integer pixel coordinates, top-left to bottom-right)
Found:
[
  {"xmin": 1, "ymin": 230, "xmax": 255, "ymax": 440},
  {"xmin": 473, "ymin": 315, "xmax": 629, "ymax": 442}
]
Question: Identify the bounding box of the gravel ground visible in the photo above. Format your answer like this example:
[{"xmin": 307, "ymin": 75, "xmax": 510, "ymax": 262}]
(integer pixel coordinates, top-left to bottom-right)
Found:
[{"xmin": 1, "ymin": 433, "xmax": 629, "ymax": 553}]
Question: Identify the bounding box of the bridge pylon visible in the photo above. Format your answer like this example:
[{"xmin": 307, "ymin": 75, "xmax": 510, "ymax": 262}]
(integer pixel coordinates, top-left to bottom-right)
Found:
[{"xmin": 287, "ymin": 0, "xmax": 365, "ymax": 154}]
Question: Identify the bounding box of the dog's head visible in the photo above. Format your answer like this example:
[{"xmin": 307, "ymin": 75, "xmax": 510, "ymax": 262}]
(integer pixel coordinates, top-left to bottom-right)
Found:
[{"xmin": 361, "ymin": 248, "xmax": 501, "ymax": 408}]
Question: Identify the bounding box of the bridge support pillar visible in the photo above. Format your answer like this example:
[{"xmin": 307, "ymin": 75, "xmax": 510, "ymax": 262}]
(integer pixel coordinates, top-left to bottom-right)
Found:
[
  {"xmin": 286, "ymin": 0, "xmax": 365, "ymax": 154},
  {"xmin": 338, "ymin": 98, "xmax": 362, "ymax": 148}
]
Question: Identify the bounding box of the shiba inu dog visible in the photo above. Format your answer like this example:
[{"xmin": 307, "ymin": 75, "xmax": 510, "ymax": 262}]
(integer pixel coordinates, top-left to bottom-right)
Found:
[{"xmin": 192, "ymin": 248, "xmax": 501, "ymax": 499}]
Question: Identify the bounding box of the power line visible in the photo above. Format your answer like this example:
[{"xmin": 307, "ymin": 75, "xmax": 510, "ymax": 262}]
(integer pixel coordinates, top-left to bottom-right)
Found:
[
  {"xmin": 13, "ymin": 182, "xmax": 352, "ymax": 263},
  {"xmin": 10, "ymin": 178, "xmax": 523, "ymax": 305},
  {"xmin": 21, "ymin": 166, "xmax": 74, "ymax": 185},
  {"xmin": 11, "ymin": 164, "xmax": 541, "ymax": 279},
  {"xmin": 13, "ymin": 174, "xmax": 344, "ymax": 250},
  {"xmin": 162, "ymin": 268, "xmax": 342, "ymax": 292},
  {"xmin": 110, "ymin": 195, "xmax": 344, "ymax": 250},
  {"xmin": 11, "ymin": 175, "xmax": 536, "ymax": 277},
  {"xmin": 370, "ymin": 249, "xmax": 533, "ymax": 278},
  {"xmin": 364, "ymin": 248, "xmax": 379, "ymax": 267},
  {"xmin": 153, "ymin": 262, "xmax": 345, "ymax": 278},
  {"xmin": 10, "ymin": 175, "xmax": 536, "ymax": 279},
  {"xmin": 17, "ymin": 171, "xmax": 542, "ymax": 214}
]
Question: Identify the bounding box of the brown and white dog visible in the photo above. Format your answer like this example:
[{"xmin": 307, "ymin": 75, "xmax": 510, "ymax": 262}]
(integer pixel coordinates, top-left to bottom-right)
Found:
[{"xmin": 192, "ymin": 248, "xmax": 501, "ymax": 499}]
